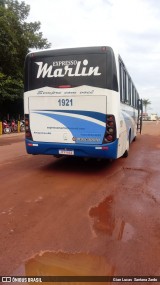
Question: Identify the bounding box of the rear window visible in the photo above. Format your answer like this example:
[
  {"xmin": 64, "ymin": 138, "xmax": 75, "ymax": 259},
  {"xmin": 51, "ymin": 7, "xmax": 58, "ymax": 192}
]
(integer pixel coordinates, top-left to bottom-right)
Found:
[{"xmin": 25, "ymin": 51, "xmax": 118, "ymax": 92}]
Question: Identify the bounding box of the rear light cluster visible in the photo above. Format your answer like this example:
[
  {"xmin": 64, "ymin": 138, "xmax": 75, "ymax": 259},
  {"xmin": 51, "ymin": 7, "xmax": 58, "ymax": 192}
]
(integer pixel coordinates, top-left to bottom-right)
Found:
[
  {"xmin": 103, "ymin": 115, "xmax": 116, "ymax": 143},
  {"xmin": 25, "ymin": 114, "xmax": 33, "ymax": 140}
]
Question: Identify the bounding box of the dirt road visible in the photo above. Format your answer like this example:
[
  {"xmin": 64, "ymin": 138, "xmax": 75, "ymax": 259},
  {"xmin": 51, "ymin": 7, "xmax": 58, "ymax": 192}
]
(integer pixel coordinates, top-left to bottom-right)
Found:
[{"xmin": 0, "ymin": 122, "xmax": 160, "ymax": 281}]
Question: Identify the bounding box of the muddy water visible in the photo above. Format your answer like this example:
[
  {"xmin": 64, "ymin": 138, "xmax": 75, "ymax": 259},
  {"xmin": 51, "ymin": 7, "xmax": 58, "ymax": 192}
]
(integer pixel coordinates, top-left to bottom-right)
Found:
[
  {"xmin": 24, "ymin": 195, "xmax": 136, "ymax": 285},
  {"xmin": 25, "ymin": 251, "xmax": 114, "ymax": 285},
  {"xmin": 1, "ymin": 122, "xmax": 160, "ymax": 279},
  {"xmin": 89, "ymin": 195, "xmax": 135, "ymax": 241},
  {"xmin": 24, "ymin": 165, "xmax": 160, "ymax": 282}
]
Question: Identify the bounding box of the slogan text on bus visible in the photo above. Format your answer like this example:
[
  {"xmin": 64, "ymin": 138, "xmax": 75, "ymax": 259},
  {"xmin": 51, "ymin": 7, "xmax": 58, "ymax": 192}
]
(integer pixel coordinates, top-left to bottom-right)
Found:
[{"xmin": 35, "ymin": 60, "xmax": 101, "ymax": 78}]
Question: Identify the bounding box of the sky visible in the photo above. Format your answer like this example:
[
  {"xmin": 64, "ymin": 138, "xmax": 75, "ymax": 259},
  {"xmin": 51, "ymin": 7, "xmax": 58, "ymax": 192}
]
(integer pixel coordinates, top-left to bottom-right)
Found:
[{"xmin": 24, "ymin": 0, "xmax": 160, "ymax": 116}]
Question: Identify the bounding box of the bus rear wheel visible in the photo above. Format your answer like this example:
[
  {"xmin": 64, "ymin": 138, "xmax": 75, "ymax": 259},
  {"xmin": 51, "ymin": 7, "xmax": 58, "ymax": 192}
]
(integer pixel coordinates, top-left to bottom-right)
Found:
[
  {"xmin": 123, "ymin": 149, "xmax": 129, "ymax": 158},
  {"xmin": 122, "ymin": 130, "xmax": 131, "ymax": 158}
]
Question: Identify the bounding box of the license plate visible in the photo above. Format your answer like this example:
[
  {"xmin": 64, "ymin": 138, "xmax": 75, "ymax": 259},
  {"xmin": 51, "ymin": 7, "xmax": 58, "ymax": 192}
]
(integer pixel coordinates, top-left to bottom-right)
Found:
[{"xmin": 59, "ymin": 150, "xmax": 74, "ymax": 155}]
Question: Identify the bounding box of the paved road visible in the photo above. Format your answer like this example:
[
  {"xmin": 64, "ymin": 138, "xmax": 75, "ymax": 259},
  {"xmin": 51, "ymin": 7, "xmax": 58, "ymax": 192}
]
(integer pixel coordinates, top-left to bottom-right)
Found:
[{"xmin": 0, "ymin": 122, "xmax": 160, "ymax": 281}]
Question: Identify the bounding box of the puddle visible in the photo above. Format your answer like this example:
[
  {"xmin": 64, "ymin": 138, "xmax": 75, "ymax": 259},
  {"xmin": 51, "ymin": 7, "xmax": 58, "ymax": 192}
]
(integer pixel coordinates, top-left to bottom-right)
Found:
[
  {"xmin": 89, "ymin": 195, "xmax": 135, "ymax": 241},
  {"xmin": 89, "ymin": 195, "xmax": 114, "ymax": 236},
  {"xmin": 25, "ymin": 251, "xmax": 115, "ymax": 284}
]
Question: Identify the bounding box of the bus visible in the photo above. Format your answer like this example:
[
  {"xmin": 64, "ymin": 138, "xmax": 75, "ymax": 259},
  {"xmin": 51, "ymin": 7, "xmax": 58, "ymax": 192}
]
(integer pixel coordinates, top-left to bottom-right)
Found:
[{"xmin": 24, "ymin": 46, "xmax": 143, "ymax": 159}]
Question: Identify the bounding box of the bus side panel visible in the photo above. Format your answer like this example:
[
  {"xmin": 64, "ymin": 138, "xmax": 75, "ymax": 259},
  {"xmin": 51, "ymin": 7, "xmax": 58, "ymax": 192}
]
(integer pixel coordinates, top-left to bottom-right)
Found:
[{"xmin": 117, "ymin": 104, "xmax": 138, "ymax": 158}]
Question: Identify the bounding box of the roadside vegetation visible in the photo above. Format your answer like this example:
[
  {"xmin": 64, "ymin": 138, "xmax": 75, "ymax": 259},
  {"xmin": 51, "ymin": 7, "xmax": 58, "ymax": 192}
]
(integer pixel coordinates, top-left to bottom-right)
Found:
[{"xmin": 0, "ymin": 0, "xmax": 51, "ymax": 119}]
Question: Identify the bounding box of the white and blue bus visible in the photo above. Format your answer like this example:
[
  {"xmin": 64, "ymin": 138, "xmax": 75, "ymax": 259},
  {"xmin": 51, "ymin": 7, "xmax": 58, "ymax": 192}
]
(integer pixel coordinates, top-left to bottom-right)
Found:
[{"xmin": 24, "ymin": 46, "xmax": 142, "ymax": 159}]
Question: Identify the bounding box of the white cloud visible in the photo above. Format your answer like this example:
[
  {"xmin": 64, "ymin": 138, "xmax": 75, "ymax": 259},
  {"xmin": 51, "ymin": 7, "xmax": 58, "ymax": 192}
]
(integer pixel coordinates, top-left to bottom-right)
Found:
[
  {"xmin": 25, "ymin": 0, "xmax": 160, "ymax": 115},
  {"xmin": 112, "ymin": 0, "xmax": 155, "ymax": 34}
]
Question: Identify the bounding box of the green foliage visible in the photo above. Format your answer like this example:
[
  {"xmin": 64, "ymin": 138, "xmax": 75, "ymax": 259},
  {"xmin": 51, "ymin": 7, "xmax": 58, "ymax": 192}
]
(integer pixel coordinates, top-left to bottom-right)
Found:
[
  {"xmin": 0, "ymin": 72, "xmax": 23, "ymax": 103},
  {"xmin": 0, "ymin": 0, "xmax": 51, "ymax": 114}
]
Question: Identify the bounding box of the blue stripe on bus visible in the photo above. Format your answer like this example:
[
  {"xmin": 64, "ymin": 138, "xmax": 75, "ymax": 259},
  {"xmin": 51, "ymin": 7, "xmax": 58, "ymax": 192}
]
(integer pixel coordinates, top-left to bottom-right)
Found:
[
  {"xmin": 25, "ymin": 139, "xmax": 118, "ymax": 159},
  {"xmin": 32, "ymin": 111, "xmax": 105, "ymax": 144},
  {"xmin": 34, "ymin": 110, "xmax": 106, "ymax": 123}
]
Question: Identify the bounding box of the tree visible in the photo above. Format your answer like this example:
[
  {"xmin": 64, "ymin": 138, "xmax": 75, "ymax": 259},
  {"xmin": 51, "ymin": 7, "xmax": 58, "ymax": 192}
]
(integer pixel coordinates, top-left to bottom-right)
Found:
[
  {"xmin": 142, "ymin": 99, "xmax": 151, "ymax": 114},
  {"xmin": 0, "ymin": 0, "xmax": 51, "ymax": 118}
]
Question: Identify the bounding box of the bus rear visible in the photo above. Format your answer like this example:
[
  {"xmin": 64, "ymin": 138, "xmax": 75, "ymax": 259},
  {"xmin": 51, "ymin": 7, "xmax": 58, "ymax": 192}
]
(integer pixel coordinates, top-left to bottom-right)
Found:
[{"xmin": 24, "ymin": 46, "xmax": 119, "ymax": 159}]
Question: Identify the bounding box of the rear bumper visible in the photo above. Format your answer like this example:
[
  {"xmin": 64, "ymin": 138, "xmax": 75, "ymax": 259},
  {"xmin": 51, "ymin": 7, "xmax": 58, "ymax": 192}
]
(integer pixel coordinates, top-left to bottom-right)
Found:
[{"xmin": 25, "ymin": 139, "xmax": 118, "ymax": 159}]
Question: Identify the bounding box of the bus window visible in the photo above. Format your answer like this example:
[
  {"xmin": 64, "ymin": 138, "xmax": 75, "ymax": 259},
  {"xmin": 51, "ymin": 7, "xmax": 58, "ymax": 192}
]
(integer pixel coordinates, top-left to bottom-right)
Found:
[
  {"xmin": 131, "ymin": 85, "xmax": 135, "ymax": 107},
  {"xmin": 123, "ymin": 69, "xmax": 127, "ymax": 103},
  {"xmin": 128, "ymin": 77, "xmax": 131, "ymax": 105},
  {"xmin": 119, "ymin": 62, "xmax": 125, "ymax": 102}
]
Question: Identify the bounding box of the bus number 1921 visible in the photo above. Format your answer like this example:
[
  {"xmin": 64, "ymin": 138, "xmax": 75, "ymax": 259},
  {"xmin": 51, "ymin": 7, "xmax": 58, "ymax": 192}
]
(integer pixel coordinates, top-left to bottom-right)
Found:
[{"xmin": 58, "ymin": 99, "xmax": 73, "ymax": 106}]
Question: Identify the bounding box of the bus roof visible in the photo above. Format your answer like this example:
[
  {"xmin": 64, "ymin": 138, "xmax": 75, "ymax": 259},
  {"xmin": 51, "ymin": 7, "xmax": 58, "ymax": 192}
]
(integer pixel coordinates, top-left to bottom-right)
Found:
[{"xmin": 26, "ymin": 46, "xmax": 114, "ymax": 58}]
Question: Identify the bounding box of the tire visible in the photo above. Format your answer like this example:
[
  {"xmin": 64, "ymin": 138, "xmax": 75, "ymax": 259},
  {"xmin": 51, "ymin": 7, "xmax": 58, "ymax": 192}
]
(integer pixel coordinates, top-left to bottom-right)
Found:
[
  {"xmin": 20, "ymin": 125, "xmax": 25, "ymax": 132},
  {"xmin": 123, "ymin": 149, "xmax": 129, "ymax": 158},
  {"xmin": 4, "ymin": 127, "xmax": 11, "ymax": 134},
  {"xmin": 122, "ymin": 130, "xmax": 131, "ymax": 158}
]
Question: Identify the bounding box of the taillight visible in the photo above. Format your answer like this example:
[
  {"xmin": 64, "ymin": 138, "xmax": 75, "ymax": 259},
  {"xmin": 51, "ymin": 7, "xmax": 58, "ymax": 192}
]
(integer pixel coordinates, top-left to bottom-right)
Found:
[
  {"xmin": 25, "ymin": 114, "xmax": 33, "ymax": 140},
  {"xmin": 103, "ymin": 115, "xmax": 116, "ymax": 143},
  {"xmin": 58, "ymin": 85, "xmax": 71, "ymax": 88}
]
